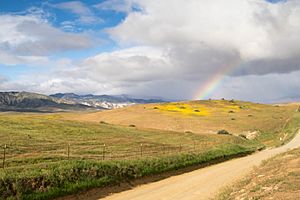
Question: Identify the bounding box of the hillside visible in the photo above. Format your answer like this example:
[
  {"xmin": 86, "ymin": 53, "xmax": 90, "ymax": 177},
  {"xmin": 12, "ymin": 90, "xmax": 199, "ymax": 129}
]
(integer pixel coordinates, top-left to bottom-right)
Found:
[
  {"xmin": 0, "ymin": 92, "xmax": 97, "ymax": 112},
  {"xmin": 67, "ymin": 99, "xmax": 299, "ymax": 147},
  {"xmin": 219, "ymin": 146, "xmax": 300, "ymax": 200},
  {"xmin": 50, "ymin": 93, "xmax": 166, "ymax": 109},
  {"xmin": 0, "ymin": 100, "xmax": 299, "ymax": 199}
]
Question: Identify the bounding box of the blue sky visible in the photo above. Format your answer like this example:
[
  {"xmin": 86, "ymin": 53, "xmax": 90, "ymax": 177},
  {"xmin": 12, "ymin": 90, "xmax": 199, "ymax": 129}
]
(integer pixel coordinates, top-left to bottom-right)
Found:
[
  {"xmin": 0, "ymin": 0, "xmax": 299, "ymax": 102},
  {"xmin": 0, "ymin": 0, "xmax": 128, "ymax": 80}
]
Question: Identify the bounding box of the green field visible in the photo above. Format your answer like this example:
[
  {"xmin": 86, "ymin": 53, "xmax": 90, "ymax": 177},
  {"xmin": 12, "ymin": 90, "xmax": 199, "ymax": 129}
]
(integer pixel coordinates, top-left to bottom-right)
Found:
[
  {"xmin": 0, "ymin": 100, "xmax": 299, "ymax": 199},
  {"xmin": 0, "ymin": 112, "xmax": 260, "ymax": 168}
]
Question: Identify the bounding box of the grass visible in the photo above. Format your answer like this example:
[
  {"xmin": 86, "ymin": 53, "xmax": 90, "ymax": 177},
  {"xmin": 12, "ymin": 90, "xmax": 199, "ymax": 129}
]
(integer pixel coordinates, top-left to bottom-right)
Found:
[
  {"xmin": 67, "ymin": 100, "xmax": 299, "ymax": 144},
  {"xmin": 0, "ymin": 100, "xmax": 299, "ymax": 199},
  {"xmin": 0, "ymin": 112, "xmax": 260, "ymax": 168},
  {"xmin": 253, "ymin": 112, "xmax": 300, "ymax": 147},
  {"xmin": 218, "ymin": 147, "xmax": 300, "ymax": 200},
  {"xmin": 1, "ymin": 144, "xmax": 256, "ymax": 200}
]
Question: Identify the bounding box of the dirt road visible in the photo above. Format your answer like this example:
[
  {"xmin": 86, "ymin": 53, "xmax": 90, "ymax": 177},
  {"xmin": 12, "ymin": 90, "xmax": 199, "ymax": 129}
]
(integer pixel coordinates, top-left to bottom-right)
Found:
[{"xmin": 100, "ymin": 131, "xmax": 300, "ymax": 200}]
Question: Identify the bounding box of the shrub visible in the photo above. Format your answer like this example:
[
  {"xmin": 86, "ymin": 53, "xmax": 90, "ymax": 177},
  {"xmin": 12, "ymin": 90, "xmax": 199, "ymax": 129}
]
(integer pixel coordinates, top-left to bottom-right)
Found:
[
  {"xmin": 229, "ymin": 99, "xmax": 235, "ymax": 103},
  {"xmin": 228, "ymin": 110, "xmax": 235, "ymax": 113},
  {"xmin": 194, "ymin": 109, "xmax": 200, "ymax": 112},
  {"xmin": 153, "ymin": 107, "xmax": 158, "ymax": 109},
  {"xmin": 217, "ymin": 130, "xmax": 230, "ymax": 135},
  {"xmin": 231, "ymin": 118, "xmax": 236, "ymax": 121},
  {"xmin": 239, "ymin": 134, "xmax": 247, "ymax": 139},
  {"xmin": 129, "ymin": 124, "xmax": 136, "ymax": 127},
  {"xmin": 184, "ymin": 131, "xmax": 193, "ymax": 134}
]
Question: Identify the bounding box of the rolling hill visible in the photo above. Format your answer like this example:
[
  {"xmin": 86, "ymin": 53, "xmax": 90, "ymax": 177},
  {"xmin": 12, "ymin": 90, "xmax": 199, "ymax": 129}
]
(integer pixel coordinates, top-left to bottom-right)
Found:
[{"xmin": 67, "ymin": 99, "xmax": 300, "ymax": 146}]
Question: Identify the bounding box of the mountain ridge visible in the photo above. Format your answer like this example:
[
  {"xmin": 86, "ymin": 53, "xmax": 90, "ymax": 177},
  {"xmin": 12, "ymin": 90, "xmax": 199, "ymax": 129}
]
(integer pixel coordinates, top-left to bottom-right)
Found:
[
  {"xmin": 0, "ymin": 91, "xmax": 100, "ymax": 112},
  {"xmin": 0, "ymin": 91, "xmax": 166, "ymax": 112},
  {"xmin": 50, "ymin": 93, "xmax": 166, "ymax": 109}
]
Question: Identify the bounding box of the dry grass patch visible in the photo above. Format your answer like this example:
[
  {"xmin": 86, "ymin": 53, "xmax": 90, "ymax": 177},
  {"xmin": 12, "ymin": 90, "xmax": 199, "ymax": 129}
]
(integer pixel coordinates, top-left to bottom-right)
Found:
[
  {"xmin": 218, "ymin": 147, "xmax": 300, "ymax": 200},
  {"xmin": 65, "ymin": 100, "xmax": 299, "ymax": 147}
]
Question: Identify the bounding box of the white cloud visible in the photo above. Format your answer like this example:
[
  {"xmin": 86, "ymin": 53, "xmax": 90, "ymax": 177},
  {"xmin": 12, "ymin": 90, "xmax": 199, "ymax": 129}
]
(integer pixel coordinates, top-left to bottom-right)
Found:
[
  {"xmin": 0, "ymin": 14, "xmax": 93, "ymax": 65},
  {"xmin": 109, "ymin": 0, "xmax": 300, "ymax": 64},
  {"xmin": 1, "ymin": 0, "xmax": 300, "ymax": 102},
  {"xmin": 94, "ymin": 0, "xmax": 137, "ymax": 13},
  {"xmin": 0, "ymin": 52, "xmax": 49, "ymax": 66},
  {"xmin": 53, "ymin": 1, "xmax": 102, "ymax": 24}
]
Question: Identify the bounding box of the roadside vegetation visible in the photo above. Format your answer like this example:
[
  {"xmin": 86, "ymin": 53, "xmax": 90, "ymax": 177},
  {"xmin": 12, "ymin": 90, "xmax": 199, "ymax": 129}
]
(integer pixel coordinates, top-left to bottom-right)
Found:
[
  {"xmin": 218, "ymin": 147, "xmax": 300, "ymax": 200},
  {"xmin": 0, "ymin": 100, "xmax": 299, "ymax": 199},
  {"xmin": 1, "ymin": 144, "xmax": 256, "ymax": 200}
]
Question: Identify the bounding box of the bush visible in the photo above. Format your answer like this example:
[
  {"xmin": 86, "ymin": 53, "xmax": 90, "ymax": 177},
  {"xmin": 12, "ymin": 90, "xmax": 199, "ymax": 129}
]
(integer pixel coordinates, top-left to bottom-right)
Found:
[
  {"xmin": 184, "ymin": 131, "xmax": 193, "ymax": 134},
  {"xmin": 239, "ymin": 134, "xmax": 247, "ymax": 139},
  {"xmin": 194, "ymin": 109, "xmax": 200, "ymax": 112},
  {"xmin": 228, "ymin": 110, "xmax": 234, "ymax": 113},
  {"xmin": 129, "ymin": 124, "xmax": 136, "ymax": 127},
  {"xmin": 217, "ymin": 130, "xmax": 230, "ymax": 135},
  {"xmin": 153, "ymin": 107, "xmax": 158, "ymax": 109}
]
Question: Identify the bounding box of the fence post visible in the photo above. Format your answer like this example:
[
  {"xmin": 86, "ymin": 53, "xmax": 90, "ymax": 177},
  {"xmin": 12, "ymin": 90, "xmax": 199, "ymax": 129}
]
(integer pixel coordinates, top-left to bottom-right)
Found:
[
  {"xmin": 67, "ymin": 143, "xmax": 70, "ymax": 160},
  {"xmin": 140, "ymin": 143, "xmax": 143, "ymax": 157},
  {"xmin": 3, "ymin": 144, "xmax": 7, "ymax": 169},
  {"xmin": 102, "ymin": 144, "xmax": 106, "ymax": 160},
  {"xmin": 2, "ymin": 144, "xmax": 6, "ymax": 169}
]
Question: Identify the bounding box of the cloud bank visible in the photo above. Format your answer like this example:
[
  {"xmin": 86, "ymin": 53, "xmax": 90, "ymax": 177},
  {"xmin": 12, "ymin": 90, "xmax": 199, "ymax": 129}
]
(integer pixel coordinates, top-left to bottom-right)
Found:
[{"xmin": 1, "ymin": 0, "xmax": 300, "ymax": 102}]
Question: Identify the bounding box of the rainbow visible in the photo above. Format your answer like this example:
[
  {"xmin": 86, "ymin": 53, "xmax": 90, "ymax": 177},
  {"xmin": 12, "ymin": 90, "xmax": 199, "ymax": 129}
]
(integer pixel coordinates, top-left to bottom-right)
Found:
[{"xmin": 193, "ymin": 58, "xmax": 242, "ymax": 100}]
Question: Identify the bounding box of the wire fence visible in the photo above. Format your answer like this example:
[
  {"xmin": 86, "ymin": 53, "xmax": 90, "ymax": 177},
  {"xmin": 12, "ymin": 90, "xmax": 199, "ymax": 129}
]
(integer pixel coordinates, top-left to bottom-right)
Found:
[{"xmin": 1, "ymin": 141, "xmax": 215, "ymax": 169}]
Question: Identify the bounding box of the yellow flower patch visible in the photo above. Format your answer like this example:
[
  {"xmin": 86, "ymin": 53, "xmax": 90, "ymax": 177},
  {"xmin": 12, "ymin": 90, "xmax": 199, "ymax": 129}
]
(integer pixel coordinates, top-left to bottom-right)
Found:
[{"xmin": 157, "ymin": 103, "xmax": 209, "ymax": 116}]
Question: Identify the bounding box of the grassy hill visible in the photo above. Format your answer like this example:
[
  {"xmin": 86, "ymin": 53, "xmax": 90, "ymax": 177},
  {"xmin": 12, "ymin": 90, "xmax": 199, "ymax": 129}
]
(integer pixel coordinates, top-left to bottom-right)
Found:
[
  {"xmin": 67, "ymin": 99, "xmax": 299, "ymax": 147},
  {"xmin": 0, "ymin": 99, "xmax": 299, "ymax": 199}
]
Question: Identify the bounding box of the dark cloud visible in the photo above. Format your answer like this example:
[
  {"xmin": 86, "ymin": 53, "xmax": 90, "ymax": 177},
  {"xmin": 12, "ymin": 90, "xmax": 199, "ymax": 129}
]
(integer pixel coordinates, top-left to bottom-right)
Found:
[{"xmin": 233, "ymin": 57, "xmax": 300, "ymax": 76}]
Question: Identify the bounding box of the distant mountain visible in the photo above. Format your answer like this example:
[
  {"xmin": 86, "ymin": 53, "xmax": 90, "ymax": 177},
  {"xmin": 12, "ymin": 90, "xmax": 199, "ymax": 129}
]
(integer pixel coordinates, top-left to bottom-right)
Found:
[
  {"xmin": 0, "ymin": 92, "xmax": 100, "ymax": 112},
  {"xmin": 50, "ymin": 93, "xmax": 166, "ymax": 109}
]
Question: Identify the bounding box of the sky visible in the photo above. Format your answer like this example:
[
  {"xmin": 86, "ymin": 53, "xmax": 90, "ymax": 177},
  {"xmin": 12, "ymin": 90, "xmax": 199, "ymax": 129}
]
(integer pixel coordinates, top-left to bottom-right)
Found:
[{"xmin": 0, "ymin": 0, "xmax": 300, "ymax": 103}]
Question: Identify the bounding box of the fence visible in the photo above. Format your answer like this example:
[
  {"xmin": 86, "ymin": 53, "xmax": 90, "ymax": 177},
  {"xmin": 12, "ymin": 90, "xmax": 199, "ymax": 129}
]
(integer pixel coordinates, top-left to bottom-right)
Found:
[{"xmin": 1, "ymin": 141, "xmax": 214, "ymax": 169}]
